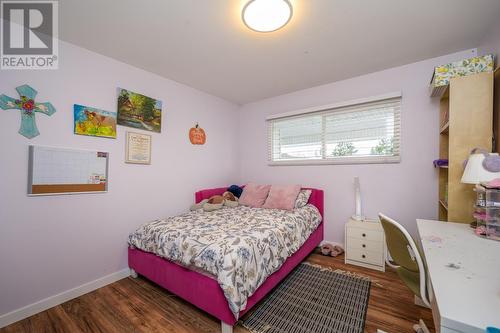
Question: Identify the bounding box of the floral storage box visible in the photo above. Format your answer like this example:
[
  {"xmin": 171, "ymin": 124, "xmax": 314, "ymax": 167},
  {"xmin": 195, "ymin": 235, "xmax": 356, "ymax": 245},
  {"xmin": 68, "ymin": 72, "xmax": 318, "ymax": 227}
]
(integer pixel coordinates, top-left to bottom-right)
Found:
[{"xmin": 430, "ymin": 54, "xmax": 494, "ymax": 97}]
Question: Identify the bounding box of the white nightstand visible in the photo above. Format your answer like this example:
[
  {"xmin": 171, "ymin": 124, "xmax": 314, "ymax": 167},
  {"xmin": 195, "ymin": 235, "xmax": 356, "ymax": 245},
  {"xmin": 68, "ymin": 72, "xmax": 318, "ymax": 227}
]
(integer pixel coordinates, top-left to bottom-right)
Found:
[{"xmin": 345, "ymin": 218, "xmax": 386, "ymax": 272}]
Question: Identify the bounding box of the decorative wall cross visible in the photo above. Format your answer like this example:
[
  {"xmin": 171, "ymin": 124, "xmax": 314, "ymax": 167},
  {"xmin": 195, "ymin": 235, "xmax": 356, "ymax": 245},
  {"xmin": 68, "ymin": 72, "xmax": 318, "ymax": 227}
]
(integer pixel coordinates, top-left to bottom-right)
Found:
[{"xmin": 0, "ymin": 84, "xmax": 56, "ymax": 139}]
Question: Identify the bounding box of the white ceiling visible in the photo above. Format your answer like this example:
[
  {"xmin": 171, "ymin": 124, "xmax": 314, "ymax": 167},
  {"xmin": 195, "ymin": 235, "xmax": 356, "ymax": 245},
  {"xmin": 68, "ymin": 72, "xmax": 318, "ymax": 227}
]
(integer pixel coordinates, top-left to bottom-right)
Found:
[{"xmin": 60, "ymin": 0, "xmax": 500, "ymax": 105}]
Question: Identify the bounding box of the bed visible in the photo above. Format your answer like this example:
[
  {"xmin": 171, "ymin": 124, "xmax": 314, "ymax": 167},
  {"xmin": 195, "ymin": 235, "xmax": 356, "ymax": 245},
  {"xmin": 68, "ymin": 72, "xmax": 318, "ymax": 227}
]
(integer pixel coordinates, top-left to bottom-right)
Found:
[{"xmin": 128, "ymin": 186, "xmax": 324, "ymax": 333}]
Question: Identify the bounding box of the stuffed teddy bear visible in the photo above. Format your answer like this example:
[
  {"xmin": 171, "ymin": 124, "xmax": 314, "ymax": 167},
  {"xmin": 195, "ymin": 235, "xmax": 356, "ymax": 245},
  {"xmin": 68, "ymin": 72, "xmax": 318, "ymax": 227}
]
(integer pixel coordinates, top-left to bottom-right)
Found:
[{"xmin": 190, "ymin": 191, "xmax": 239, "ymax": 212}]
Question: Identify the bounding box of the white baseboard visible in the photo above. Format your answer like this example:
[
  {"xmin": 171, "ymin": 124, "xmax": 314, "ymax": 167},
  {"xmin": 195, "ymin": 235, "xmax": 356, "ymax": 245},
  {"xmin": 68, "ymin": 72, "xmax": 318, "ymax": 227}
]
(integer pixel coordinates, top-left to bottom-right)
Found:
[{"xmin": 0, "ymin": 268, "xmax": 130, "ymax": 328}]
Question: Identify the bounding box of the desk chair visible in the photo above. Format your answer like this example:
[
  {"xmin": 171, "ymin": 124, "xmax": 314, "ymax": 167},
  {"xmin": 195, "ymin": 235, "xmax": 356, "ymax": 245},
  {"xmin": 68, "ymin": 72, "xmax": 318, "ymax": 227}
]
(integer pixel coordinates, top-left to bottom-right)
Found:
[{"xmin": 378, "ymin": 213, "xmax": 430, "ymax": 307}]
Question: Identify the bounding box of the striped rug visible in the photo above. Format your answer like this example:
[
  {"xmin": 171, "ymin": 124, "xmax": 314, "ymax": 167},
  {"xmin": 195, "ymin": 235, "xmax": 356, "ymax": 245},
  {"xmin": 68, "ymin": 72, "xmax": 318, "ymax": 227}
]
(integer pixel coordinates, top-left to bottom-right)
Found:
[{"xmin": 241, "ymin": 263, "xmax": 371, "ymax": 333}]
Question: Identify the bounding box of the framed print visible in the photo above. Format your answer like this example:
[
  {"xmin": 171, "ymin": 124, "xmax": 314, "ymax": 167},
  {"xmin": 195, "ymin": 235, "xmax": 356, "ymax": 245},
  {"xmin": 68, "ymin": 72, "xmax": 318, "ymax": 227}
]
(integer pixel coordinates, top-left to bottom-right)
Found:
[
  {"xmin": 117, "ymin": 88, "xmax": 162, "ymax": 133},
  {"xmin": 74, "ymin": 104, "xmax": 117, "ymax": 139},
  {"xmin": 125, "ymin": 131, "xmax": 152, "ymax": 164}
]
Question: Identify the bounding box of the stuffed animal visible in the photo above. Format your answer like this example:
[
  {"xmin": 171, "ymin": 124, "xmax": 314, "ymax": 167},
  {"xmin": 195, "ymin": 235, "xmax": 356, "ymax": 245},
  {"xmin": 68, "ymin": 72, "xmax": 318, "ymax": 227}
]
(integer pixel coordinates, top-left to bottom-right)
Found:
[
  {"xmin": 227, "ymin": 184, "xmax": 243, "ymax": 198},
  {"xmin": 190, "ymin": 191, "xmax": 239, "ymax": 212}
]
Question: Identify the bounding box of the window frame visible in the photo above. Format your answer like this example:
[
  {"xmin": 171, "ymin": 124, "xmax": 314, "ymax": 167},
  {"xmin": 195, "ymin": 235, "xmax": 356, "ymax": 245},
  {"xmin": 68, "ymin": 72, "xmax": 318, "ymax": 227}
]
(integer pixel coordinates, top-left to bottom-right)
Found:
[{"xmin": 267, "ymin": 92, "xmax": 402, "ymax": 166}]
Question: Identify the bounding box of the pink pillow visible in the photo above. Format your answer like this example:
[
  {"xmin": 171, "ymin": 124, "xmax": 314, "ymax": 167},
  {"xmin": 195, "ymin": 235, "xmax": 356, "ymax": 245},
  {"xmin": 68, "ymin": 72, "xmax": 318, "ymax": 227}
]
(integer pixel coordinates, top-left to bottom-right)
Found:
[
  {"xmin": 263, "ymin": 185, "xmax": 302, "ymax": 210},
  {"xmin": 239, "ymin": 183, "xmax": 271, "ymax": 208}
]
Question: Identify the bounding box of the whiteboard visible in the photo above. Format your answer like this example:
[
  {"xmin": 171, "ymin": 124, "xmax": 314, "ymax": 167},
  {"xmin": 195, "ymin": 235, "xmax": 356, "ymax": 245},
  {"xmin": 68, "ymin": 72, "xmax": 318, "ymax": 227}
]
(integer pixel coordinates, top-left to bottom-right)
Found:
[{"xmin": 28, "ymin": 145, "xmax": 109, "ymax": 195}]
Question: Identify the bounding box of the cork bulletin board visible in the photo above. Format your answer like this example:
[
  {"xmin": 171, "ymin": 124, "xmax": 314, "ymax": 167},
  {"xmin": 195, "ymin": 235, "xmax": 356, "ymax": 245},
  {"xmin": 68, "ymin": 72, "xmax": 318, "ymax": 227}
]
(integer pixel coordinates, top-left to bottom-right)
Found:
[{"xmin": 28, "ymin": 145, "xmax": 109, "ymax": 196}]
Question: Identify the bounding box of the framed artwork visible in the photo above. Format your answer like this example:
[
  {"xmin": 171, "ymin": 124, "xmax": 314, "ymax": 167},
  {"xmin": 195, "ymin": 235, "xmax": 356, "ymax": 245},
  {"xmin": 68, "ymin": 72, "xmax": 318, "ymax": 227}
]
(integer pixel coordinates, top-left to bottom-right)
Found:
[
  {"xmin": 117, "ymin": 88, "xmax": 162, "ymax": 133},
  {"xmin": 0, "ymin": 84, "xmax": 56, "ymax": 139},
  {"xmin": 74, "ymin": 104, "xmax": 117, "ymax": 139},
  {"xmin": 125, "ymin": 131, "xmax": 152, "ymax": 164}
]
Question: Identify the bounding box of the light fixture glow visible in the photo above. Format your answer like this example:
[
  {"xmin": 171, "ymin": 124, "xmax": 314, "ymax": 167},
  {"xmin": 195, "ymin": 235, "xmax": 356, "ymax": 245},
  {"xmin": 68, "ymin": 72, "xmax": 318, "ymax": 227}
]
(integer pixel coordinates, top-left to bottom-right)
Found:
[{"xmin": 242, "ymin": 0, "xmax": 293, "ymax": 33}]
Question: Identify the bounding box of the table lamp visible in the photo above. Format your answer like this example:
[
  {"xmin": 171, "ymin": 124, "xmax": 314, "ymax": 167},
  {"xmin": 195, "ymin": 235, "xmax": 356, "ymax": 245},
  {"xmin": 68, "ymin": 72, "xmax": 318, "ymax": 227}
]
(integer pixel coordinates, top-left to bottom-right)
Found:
[
  {"xmin": 351, "ymin": 177, "xmax": 365, "ymax": 221},
  {"xmin": 461, "ymin": 151, "xmax": 500, "ymax": 185}
]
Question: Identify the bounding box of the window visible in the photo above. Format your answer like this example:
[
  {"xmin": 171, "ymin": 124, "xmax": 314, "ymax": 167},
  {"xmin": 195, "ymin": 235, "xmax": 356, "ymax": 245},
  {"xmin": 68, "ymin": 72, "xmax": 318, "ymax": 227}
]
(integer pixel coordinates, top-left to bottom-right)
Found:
[{"xmin": 267, "ymin": 94, "xmax": 401, "ymax": 165}]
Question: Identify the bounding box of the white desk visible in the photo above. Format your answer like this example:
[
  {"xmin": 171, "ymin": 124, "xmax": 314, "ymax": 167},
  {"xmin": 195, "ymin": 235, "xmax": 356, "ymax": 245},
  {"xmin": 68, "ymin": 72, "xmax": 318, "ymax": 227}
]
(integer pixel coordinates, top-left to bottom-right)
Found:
[{"xmin": 417, "ymin": 219, "xmax": 500, "ymax": 333}]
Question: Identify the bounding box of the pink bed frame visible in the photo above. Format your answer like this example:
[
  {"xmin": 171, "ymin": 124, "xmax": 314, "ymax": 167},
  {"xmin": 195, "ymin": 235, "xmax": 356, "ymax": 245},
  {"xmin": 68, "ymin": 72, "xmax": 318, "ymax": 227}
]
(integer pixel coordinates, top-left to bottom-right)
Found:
[{"xmin": 128, "ymin": 187, "xmax": 324, "ymax": 327}]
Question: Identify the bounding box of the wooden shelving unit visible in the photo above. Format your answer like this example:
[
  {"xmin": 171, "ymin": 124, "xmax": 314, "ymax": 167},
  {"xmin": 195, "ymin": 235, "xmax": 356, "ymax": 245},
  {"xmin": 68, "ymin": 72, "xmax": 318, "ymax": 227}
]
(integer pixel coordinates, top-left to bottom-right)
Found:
[
  {"xmin": 438, "ymin": 72, "xmax": 494, "ymax": 223},
  {"xmin": 439, "ymin": 199, "xmax": 448, "ymax": 211},
  {"xmin": 439, "ymin": 121, "xmax": 449, "ymax": 134}
]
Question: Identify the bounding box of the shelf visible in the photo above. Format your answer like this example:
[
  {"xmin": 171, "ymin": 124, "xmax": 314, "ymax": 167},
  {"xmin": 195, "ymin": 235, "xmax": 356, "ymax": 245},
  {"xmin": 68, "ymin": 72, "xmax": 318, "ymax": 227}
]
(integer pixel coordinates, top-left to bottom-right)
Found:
[
  {"xmin": 430, "ymin": 84, "xmax": 449, "ymax": 98},
  {"xmin": 434, "ymin": 162, "xmax": 448, "ymax": 169},
  {"xmin": 440, "ymin": 121, "xmax": 449, "ymax": 134},
  {"xmin": 439, "ymin": 200, "xmax": 448, "ymax": 211},
  {"xmin": 436, "ymin": 71, "xmax": 493, "ymax": 223}
]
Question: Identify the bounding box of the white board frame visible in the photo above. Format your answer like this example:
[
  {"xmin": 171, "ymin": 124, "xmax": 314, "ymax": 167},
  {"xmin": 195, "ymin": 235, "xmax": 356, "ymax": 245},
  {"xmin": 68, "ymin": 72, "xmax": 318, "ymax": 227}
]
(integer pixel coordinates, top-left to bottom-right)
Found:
[{"xmin": 27, "ymin": 145, "xmax": 110, "ymax": 196}]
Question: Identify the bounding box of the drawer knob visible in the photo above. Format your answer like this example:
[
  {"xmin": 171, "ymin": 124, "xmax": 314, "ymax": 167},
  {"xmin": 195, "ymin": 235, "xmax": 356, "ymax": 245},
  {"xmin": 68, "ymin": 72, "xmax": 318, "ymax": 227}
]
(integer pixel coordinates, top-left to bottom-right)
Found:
[
  {"xmin": 362, "ymin": 254, "xmax": 366, "ymax": 258},
  {"xmin": 362, "ymin": 233, "xmax": 366, "ymax": 237},
  {"xmin": 362, "ymin": 244, "xmax": 366, "ymax": 248}
]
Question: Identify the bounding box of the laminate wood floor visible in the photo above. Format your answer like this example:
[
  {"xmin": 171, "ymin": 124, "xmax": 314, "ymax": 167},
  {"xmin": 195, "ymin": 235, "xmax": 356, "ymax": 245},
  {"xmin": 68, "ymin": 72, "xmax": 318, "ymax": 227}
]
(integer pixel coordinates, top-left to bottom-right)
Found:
[{"xmin": 1, "ymin": 251, "xmax": 434, "ymax": 333}]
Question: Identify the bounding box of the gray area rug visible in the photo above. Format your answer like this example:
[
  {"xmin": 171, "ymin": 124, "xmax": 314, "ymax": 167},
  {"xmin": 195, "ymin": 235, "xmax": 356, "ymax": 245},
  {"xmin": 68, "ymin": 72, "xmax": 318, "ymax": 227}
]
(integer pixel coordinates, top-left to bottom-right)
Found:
[{"xmin": 241, "ymin": 263, "xmax": 371, "ymax": 333}]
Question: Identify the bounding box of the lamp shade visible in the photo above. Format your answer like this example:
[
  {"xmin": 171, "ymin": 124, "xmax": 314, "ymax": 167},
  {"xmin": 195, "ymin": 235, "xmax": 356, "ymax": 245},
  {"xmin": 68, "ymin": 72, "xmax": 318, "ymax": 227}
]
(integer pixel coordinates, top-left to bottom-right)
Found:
[{"xmin": 461, "ymin": 153, "xmax": 500, "ymax": 184}]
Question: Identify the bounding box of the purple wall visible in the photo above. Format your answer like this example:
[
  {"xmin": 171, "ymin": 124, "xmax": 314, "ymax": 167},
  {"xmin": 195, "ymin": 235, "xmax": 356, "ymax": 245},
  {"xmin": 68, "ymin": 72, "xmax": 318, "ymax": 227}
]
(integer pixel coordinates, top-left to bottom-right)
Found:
[
  {"xmin": 237, "ymin": 49, "xmax": 477, "ymax": 245},
  {"xmin": 0, "ymin": 40, "xmax": 239, "ymax": 317}
]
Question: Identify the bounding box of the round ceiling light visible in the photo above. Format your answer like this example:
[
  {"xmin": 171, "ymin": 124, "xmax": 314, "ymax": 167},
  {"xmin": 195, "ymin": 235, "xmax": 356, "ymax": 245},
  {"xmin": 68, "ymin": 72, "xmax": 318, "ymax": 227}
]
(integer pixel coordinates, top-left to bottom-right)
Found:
[{"xmin": 242, "ymin": 0, "xmax": 293, "ymax": 33}]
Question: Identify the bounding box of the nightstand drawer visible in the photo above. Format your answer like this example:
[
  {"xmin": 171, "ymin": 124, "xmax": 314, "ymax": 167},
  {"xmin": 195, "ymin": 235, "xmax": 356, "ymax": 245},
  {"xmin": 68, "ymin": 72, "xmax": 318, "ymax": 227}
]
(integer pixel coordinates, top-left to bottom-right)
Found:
[
  {"xmin": 346, "ymin": 237, "xmax": 384, "ymax": 254},
  {"xmin": 345, "ymin": 248, "xmax": 384, "ymax": 266},
  {"xmin": 346, "ymin": 226, "xmax": 384, "ymax": 242}
]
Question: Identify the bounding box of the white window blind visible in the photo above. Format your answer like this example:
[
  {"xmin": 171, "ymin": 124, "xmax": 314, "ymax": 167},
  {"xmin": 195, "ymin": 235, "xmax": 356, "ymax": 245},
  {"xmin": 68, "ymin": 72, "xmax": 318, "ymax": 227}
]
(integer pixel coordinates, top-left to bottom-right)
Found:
[{"xmin": 267, "ymin": 96, "xmax": 401, "ymax": 165}]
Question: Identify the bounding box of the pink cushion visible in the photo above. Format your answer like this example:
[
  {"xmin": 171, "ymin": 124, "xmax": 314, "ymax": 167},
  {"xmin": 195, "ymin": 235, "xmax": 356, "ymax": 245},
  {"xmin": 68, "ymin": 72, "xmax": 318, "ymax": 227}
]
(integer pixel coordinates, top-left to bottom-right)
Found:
[
  {"xmin": 262, "ymin": 185, "xmax": 302, "ymax": 210},
  {"xmin": 239, "ymin": 183, "xmax": 271, "ymax": 208}
]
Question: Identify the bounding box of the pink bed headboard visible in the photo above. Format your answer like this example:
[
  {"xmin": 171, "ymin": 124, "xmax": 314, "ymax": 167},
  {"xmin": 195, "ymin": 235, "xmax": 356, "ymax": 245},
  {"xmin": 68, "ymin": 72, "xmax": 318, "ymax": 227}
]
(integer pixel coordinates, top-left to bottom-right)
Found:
[{"xmin": 194, "ymin": 186, "xmax": 324, "ymax": 219}]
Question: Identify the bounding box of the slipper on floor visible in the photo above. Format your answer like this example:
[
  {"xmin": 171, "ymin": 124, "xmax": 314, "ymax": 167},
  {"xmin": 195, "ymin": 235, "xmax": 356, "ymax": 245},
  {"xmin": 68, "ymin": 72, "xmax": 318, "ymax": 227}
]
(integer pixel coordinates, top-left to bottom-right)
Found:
[
  {"xmin": 320, "ymin": 244, "xmax": 334, "ymax": 256},
  {"xmin": 330, "ymin": 245, "xmax": 344, "ymax": 257}
]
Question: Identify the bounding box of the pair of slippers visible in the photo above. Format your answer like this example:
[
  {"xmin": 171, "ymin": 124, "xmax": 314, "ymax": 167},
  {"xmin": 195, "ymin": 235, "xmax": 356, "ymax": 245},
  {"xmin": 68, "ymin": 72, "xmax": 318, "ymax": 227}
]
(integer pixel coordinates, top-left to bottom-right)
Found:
[
  {"xmin": 190, "ymin": 191, "xmax": 239, "ymax": 212},
  {"xmin": 321, "ymin": 243, "xmax": 344, "ymax": 257}
]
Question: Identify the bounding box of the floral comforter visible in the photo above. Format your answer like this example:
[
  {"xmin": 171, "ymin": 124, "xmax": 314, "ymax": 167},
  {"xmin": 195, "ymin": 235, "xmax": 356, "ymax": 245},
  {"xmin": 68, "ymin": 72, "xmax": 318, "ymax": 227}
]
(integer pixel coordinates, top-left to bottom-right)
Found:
[{"xmin": 128, "ymin": 204, "xmax": 322, "ymax": 318}]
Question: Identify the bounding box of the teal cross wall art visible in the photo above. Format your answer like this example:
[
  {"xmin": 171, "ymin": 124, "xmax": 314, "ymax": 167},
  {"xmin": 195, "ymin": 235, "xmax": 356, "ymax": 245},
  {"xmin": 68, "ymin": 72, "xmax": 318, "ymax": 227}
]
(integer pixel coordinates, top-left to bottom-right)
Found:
[{"xmin": 0, "ymin": 84, "xmax": 56, "ymax": 139}]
